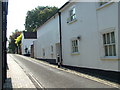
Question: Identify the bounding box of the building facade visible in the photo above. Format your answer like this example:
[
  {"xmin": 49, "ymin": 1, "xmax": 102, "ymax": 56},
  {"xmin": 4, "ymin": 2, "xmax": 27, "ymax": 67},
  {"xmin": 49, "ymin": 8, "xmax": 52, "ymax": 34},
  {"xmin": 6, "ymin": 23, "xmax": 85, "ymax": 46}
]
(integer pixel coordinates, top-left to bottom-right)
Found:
[
  {"xmin": 60, "ymin": 2, "xmax": 119, "ymax": 72},
  {"xmin": 34, "ymin": 1, "xmax": 119, "ymax": 75},
  {"xmin": 34, "ymin": 13, "xmax": 60, "ymax": 63},
  {"xmin": 21, "ymin": 32, "xmax": 37, "ymax": 55}
]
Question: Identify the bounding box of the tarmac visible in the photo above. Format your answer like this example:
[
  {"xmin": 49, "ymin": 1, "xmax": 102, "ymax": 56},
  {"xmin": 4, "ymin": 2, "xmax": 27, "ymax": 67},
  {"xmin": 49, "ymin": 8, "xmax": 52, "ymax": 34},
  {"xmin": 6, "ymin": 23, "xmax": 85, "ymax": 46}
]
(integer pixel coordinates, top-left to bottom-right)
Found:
[
  {"xmin": 3, "ymin": 54, "xmax": 120, "ymax": 89},
  {"xmin": 3, "ymin": 54, "xmax": 37, "ymax": 89}
]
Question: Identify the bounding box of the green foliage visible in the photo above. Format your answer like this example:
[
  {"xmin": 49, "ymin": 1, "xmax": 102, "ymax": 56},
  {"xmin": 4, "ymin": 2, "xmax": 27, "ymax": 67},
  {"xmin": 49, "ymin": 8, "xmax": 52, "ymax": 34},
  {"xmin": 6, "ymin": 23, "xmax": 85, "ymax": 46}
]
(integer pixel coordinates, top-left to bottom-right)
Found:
[
  {"xmin": 25, "ymin": 6, "xmax": 58, "ymax": 32},
  {"xmin": 8, "ymin": 29, "xmax": 22, "ymax": 53}
]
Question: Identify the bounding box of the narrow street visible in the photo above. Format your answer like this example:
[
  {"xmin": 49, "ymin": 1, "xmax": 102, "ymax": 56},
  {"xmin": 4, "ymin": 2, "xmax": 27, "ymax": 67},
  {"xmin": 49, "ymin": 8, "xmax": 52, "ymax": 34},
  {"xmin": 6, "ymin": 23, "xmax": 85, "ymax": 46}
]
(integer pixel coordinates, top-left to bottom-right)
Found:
[{"xmin": 8, "ymin": 54, "xmax": 117, "ymax": 88}]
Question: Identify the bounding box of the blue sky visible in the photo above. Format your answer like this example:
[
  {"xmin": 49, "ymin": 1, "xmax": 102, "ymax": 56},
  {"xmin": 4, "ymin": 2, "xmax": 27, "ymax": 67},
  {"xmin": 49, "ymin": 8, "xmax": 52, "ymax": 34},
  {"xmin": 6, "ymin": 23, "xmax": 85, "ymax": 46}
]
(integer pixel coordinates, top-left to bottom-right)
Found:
[{"xmin": 7, "ymin": 0, "xmax": 68, "ymax": 38}]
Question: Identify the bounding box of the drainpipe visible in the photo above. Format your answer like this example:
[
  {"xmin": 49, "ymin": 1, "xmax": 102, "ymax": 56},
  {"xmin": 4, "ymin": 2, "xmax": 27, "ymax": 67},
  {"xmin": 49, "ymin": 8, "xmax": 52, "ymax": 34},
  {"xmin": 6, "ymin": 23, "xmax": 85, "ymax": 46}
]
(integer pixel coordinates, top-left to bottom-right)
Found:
[
  {"xmin": 2, "ymin": 0, "xmax": 8, "ymax": 86},
  {"xmin": 58, "ymin": 12, "xmax": 63, "ymax": 67},
  {"xmin": 118, "ymin": 2, "xmax": 120, "ymax": 62},
  {"xmin": 0, "ymin": 1, "xmax": 3, "ymax": 89}
]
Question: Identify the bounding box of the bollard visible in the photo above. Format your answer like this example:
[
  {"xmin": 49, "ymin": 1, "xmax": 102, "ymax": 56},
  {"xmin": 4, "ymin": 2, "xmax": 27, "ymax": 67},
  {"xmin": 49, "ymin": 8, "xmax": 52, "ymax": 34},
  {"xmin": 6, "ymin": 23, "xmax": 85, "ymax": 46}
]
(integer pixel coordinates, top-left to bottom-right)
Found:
[{"xmin": 57, "ymin": 54, "xmax": 60, "ymax": 68}]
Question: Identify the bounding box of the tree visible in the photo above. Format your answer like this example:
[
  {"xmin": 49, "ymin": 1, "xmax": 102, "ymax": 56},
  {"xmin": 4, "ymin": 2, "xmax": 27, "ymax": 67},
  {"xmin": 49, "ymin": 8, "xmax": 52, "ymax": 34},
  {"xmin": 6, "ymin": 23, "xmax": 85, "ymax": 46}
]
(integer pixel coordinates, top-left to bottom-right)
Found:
[
  {"xmin": 15, "ymin": 33, "xmax": 22, "ymax": 54},
  {"xmin": 15, "ymin": 33, "xmax": 22, "ymax": 46},
  {"xmin": 8, "ymin": 29, "xmax": 22, "ymax": 53},
  {"xmin": 25, "ymin": 6, "xmax": 58, "ymax": 32}
]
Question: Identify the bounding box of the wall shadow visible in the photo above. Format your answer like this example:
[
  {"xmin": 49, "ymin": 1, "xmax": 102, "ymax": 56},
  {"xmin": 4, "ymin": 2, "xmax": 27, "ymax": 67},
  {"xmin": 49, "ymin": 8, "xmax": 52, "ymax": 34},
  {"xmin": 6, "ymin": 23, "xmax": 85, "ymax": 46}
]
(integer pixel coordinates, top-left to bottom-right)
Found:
[{"xmin": 3, "ymin": 78, "xmax": 13, "ymax": 90}]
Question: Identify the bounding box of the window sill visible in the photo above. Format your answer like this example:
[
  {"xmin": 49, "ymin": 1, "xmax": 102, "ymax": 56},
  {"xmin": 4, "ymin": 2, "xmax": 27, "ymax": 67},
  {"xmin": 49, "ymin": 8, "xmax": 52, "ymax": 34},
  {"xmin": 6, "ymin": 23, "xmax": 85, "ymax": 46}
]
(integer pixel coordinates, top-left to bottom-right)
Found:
[
  {"xmin": 100, "ymin": 56, "xmax": 120, "ymax": 61},
  {"xmin": 96, "ymin": 2, "xmax": 114, "ymax": 11},
  {"xmin": 67, "ymin": 19, "xmax": 77, "ymax": 24},
  {"xmin": 71, "ymin": 52, "xmax": 80, "ymax": 55}
]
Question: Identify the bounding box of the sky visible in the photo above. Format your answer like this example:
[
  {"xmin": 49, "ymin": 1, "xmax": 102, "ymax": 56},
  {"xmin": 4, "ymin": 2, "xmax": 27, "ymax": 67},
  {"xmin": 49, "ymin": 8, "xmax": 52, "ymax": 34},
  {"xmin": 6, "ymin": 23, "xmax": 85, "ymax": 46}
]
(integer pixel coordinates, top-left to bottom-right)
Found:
[{"xmin": 7, "ymin": 0, "xmax": 68, "ymax": 38}]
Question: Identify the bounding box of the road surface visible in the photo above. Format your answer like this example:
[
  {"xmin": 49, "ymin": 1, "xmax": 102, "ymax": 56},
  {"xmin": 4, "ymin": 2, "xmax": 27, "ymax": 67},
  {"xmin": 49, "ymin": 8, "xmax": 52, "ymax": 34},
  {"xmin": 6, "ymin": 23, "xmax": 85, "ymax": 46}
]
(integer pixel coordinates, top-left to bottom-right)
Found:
[{"xmin": 8, "ymin": 54, "xmax": 117, "ymax": 88}]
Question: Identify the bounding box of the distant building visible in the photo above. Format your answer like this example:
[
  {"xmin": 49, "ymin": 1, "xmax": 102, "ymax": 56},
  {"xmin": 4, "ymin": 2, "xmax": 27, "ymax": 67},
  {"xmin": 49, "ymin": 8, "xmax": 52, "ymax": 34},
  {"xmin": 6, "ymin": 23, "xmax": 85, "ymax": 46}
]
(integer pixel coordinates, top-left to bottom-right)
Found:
[{"xmin": 21, "ymin": 32, "xmax": 37, "ymax": 56}]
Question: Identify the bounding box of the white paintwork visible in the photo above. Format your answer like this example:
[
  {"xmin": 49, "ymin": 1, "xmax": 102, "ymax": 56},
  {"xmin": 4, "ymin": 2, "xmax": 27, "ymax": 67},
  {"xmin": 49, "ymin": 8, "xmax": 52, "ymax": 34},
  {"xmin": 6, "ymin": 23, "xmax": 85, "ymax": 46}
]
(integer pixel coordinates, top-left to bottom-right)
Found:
[
  {"xmin": 34, "ymin": 2, "xmax": 119, "ymax": 72},
  {"xmin": 34, "ymin": 14, "xmax": 60, "ymax": 60},
  {"xmin": 61, "ymin": 2, "xmax": 119, "ymax": 72},
  {"xmin": 21, "ymin": 33, "xmax": 36, "ymax": 55}
]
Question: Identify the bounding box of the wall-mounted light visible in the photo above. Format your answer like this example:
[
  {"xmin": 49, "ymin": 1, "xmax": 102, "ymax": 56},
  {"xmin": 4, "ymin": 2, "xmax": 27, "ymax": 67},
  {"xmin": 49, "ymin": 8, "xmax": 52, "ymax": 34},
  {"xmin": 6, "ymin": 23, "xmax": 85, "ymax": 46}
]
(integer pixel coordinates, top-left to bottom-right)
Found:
[{"xmin": 77, "ymin": 35, "xmax": 81, "ymax": 40}]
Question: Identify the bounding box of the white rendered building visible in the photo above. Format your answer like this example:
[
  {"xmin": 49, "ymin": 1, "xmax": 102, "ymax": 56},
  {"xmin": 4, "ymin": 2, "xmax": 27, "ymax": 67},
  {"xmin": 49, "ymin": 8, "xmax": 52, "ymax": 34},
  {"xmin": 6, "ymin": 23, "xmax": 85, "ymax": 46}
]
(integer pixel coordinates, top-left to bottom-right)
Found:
[{"xmin": 21, "ymin": 32, "xmax": 37, "ymax": 55}]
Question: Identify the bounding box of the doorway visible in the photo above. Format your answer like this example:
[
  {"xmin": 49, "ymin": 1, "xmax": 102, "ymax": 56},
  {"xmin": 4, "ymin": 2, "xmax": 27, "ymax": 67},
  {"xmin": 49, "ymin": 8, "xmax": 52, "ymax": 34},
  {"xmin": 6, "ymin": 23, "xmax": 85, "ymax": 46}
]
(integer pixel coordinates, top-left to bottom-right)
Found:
[
  {"xmin": 42, "ymin": 48, "xmax": 45, "ymax": 59},
  {"xmin": 55, "ymin": 43, "xmax": 60, "ymax": 63}
]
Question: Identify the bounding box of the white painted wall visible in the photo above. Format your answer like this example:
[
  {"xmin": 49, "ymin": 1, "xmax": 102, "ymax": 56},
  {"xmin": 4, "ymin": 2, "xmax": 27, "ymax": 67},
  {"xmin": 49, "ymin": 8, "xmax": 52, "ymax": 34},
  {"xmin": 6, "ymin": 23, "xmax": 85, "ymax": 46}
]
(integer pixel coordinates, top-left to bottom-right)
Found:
[
  {"xmin": 61, "ymin": 2, "xmax": 119, "ymax": 72},
  {"xmin": 34, "ymin": 14, "xmax": 60, "ymax": 60},
  {"xmin": 21, "ymin": 34, "xmax": 36, "ymax": 55}
]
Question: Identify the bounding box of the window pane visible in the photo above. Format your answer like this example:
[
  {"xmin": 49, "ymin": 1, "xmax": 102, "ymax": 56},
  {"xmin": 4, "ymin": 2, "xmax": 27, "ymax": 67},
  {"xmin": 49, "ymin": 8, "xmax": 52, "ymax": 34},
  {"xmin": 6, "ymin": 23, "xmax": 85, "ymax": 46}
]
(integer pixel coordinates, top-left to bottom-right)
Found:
[
  {"xmin": 73, "ymin": 8, "xmax": 75, "ymax": 14},
  {"xmin": 111, "ymin": 32, "xmax": 115, "ymax": 43},
  {"xmin": 51, "ymin": 46, "xmax": 53, "ymax": 52},
  {"xmin": 100, "ymin": 2, "xmax": 108, "ymax": 6},
  {"xmin": 76, "ymin": 47, "xmax": 78, "ymax": 52},
  {"xmin": 73, "ymin": 15, "xmax": 75, "ymax": 20},
  {"xmin": 71, "ymin": 16, "xmax": 74, "ymax": 21},
  {"xmin": 73, "ymin": 41, "xmax": 75, "ymax": 46},
  {"xmin": 74, "ymin": 47, "xmax": 76, "ymax": 52},
  {"xmin": 107, "ymin": 33, "xmax": 110, "ymax": 44},
  {"xmin": 109, "ymin": 45, "xmax": 112, "ymax": 56},
  {"xmin": 73, "ymin": 47, "xmax": 75, "ymax": 52},
  {"xmin": 103, "ymin": 34, "xmax": 106, "ymax": 44},
  {"xmin": 113, "ymin": 45, "xmax": 116, "ymax": 56},
  {"xmin": 70, "ymin": 8, "xmax": 76, "ymax": 21},
  {"xmin": 76, "ymin": 40, "xmax": 78, "ymax": 46},
  {"xmin": 72, "ymin": 41, "xmax": 74, "ymax": 46},
  {"xmin": 105, "ymin": 46, "xmax": 108, "ymax": 56},
  {"xmin": 72, "ymin": 40, "xmax": 79, "ymax": 53},
  {"xmin": 70, "ymin": 10, "xmax": 73, "ymax": 16}
]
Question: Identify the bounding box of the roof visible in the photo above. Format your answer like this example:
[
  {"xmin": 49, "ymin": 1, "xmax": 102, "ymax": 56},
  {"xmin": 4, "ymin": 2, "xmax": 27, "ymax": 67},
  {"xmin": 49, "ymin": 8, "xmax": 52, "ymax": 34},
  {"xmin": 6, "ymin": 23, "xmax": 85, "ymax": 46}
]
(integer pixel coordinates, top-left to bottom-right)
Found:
[{"xmin": 23, "ymin": 32, "xmax": 37, "ymax": 39}]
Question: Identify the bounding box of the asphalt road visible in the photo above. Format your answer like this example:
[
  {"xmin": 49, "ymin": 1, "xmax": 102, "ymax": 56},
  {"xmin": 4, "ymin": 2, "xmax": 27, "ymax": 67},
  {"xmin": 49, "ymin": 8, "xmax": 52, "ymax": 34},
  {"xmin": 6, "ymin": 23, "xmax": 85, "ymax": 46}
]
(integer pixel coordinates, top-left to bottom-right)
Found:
[{"xmin": 9, "ymin": 54, "xmax": 115, "ymax": 88}]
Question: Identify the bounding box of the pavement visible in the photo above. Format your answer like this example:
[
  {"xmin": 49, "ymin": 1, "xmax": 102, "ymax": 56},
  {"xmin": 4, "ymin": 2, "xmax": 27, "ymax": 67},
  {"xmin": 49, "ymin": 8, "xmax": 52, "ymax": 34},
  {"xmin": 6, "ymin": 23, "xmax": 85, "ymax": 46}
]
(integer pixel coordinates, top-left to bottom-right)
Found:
[
  {"xmin": 3, "ymin": 54, "xmax": 120, "ymax": 89},
  {"xmin": 3, "ymin": 54, "xmax": 37, "ymax": 89},
  {"xmin": 8, "ymin": 54, "xmax": 120, "ymax": 88}
]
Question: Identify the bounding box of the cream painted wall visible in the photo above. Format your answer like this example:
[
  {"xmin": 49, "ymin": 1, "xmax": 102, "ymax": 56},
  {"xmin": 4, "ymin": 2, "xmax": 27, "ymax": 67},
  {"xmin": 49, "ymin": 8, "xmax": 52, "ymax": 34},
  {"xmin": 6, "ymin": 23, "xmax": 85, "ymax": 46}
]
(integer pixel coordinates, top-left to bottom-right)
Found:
[
  {"xmin": 34, "ymin": 2, "xmax": 119, "ymax": 72},
  {"xmin": 34, "ymin": 14, "xmax": 60, "ymax": 60},
  {"xmin": 61, "ymin": 2, "xmax": 119, "ymax": 71}
]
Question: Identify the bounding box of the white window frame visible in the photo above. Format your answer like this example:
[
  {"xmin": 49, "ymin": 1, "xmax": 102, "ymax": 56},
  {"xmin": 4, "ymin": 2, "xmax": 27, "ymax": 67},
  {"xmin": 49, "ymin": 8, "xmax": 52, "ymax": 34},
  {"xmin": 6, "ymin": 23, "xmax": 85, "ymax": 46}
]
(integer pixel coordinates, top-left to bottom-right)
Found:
[
  {"xmin": 71, "ymin": 38, "xmax": 80, "ymax": 55},
  {"xmin": 99, "ymin": 0, "xmax": 113, "ymax": 6},
  {"xmin": 97, "ymin": 1, "xmax": 114, "ymax": 10},
  {"xmin": 69, "ymin": 7, "xmax": 76, "ymax": 21},
  {"xmin": 50, "ymin": 45, "xmax": 54, "ymax": 54},
  {"xmin": 103, "ymin": 31, "xmax": 116, "ymax": 56},
  {"xmin": 100, "ymin": 27, "xmax": 118, "ymax": 60},
  {"xmin": 67, "ymin": 6, "xmax": 77, "ymax": 24},
  {"xmin": 99, "ymin": 2, "xmax": 108, "ymax": 6}
]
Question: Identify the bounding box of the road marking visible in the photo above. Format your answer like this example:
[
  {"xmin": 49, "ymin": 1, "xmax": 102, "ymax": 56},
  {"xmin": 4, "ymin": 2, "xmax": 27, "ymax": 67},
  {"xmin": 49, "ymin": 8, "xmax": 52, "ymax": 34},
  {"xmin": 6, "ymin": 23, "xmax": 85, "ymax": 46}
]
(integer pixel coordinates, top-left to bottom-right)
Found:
[
  {"xmin": 28, "ymin": 72, "xmax": 45, "ymax": 90},
  {"xmin": 14, "ymin": 54, "xmax": 120, "ymax": 88},
  {"xmin": 9, "ymin": 54, "xmax": 45, "ymax": 89}
]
